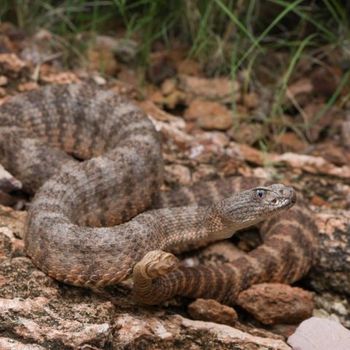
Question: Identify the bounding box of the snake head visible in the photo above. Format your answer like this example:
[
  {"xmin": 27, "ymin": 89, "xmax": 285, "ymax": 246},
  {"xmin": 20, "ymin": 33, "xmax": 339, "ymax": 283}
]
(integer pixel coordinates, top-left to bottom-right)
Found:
[
  {"xmin": 213, "ymin": 184, "xmax": 296, "ymax": 235},
  {"xmin": 252, "ymin": 184, "xmax": 296, "ymax": 210}
]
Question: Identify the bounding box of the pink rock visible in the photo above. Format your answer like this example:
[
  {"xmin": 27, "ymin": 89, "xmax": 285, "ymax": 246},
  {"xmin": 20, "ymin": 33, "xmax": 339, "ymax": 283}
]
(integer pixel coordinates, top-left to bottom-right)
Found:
[{"xmin": 288, "ymin": 317, "xmax": 350, "ymax": 350}]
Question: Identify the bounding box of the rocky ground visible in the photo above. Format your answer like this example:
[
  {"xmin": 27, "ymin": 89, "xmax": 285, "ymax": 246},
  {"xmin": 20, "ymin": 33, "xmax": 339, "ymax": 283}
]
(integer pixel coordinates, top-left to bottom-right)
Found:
[{"xmin": 0, "ymin": 23, "xmax": 350, "ymax": 349}]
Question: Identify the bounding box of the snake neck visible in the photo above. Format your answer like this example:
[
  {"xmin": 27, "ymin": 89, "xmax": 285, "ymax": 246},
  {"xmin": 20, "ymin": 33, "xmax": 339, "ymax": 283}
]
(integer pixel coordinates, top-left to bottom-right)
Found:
[{"xmin": 151, "ymin": 205, "xmax": 238, "ymax": 254}]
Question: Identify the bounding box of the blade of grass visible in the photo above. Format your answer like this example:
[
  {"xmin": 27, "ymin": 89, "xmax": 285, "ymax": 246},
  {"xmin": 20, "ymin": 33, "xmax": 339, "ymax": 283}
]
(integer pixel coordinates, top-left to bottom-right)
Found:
[
  {"xmin": 189, "ymin": 1, "xmax": 214, "ymax": 58},
  {"xmin": 305, "ymin": 69, "xmax": 350, "ymax": 130},
  {"xmin": 233, "ymin": 0, "xmax": 306, "ymax": 71},
  {"xmin": 214, "ymin": 0, "xmax": 260, "ymax": 49},
  {"xmin": 323, "ymin": 0, "xmax": 347, "ymax": 25},
  {"xmin": 270, "ymin": 0, "xmax": 337, "ymax": 41},
  {"xmin": 271, "ymin": 33, "xmax": 316, "ymax": 119}
]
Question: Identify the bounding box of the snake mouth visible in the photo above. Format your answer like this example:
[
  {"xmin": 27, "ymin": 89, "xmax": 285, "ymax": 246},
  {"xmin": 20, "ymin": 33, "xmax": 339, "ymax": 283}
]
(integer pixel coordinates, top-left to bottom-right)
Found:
[
  {"xmin": 291, "ymin": 190, "xmax": 297, "ymax": 205},
  {"xmin": 270, "ymin": 186, "xmax": 296, "ymax": 210},
  {"xmin": 283, "ymin": 190, "xmax": 296, "ymax": 209},
  {"xmin": 281, "ymin": 186, "xmax": 296, "ymax": 208}
]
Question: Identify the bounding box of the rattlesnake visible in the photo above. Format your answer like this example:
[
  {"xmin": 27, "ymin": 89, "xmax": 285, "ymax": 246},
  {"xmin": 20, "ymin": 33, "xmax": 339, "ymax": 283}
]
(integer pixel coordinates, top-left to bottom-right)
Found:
[{"xmin": 0, "ymin": 83, "xmax": 318, "ymax": 305}]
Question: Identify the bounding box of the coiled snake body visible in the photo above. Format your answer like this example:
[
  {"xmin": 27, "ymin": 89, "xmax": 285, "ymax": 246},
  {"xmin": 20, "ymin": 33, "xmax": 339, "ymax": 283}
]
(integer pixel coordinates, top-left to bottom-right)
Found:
[{"xmin": 0, "ymin": 84, "xmax": 318, "ymax": 305}]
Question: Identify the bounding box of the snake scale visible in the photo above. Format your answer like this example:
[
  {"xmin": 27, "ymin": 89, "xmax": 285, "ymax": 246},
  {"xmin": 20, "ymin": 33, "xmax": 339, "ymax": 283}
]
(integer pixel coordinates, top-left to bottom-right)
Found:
[{"xmin": 0, "ymin": 83, "xmax": 318, "ymax": 305}]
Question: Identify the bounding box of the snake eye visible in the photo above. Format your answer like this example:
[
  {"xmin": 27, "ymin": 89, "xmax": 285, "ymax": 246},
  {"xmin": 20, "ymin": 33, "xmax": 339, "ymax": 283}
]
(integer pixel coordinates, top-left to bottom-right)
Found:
[{"xmin": 255, "ymin": 189, "xmax": 265, "ymax": 199}]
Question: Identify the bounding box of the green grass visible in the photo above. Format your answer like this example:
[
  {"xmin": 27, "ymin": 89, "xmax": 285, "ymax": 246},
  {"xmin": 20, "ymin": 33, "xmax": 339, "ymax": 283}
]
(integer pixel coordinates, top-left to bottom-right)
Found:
[
  {"xmin": 1, "ymin": 0, "xmax": 349, "ymax": 148},
  {"xmin": 2, "ymin": 1, "xmax": 348, "ymax": 65}
]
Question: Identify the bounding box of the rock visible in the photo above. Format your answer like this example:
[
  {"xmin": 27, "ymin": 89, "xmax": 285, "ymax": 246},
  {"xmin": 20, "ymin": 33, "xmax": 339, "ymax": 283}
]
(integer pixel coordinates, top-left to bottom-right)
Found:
[
  {"xmin": 149, "ymin": 89, "xmax": 164, "ymax": 105},
  {"xmin": 237, "ymin": 283, "xmax": 314, "ymax": 325},
  {"xmin": 197, "ymin": 112, "xmax": 232, "ymax": 132},
  {"xmin": 179, "ymin": 74, "xmax": 240, "ymax": 103},
  {"xmin": 152, "ymin": 111, "xmax": 350, "ymax": 181},
  {"xmin": 0, "ymin": 75, "xmax": 8, "ymax": 86},
  {"xmin": 110, "ymin": 80, "xmax": 140, "ymax": 99},
  {"xmin": 19, "ymin": 29, "xmax": 64, "ymax": 67},
  {"xmin": 117, "ymin": 66, "xmax": 139, "ymax": 88},
  {"xmin": 270, "ymin": 152, "xmax": 350, "ymax": 179},
  {"xmin": 309, "ymin": 209, "xmax": 350, "ymax": 295},
  {"xmin": 231, "ymin": 142, "xmax": 265, "ymax": 166},
  {"xmin": 269, "ymin": 324, "xmax": 298, "ymax": 339},
  {"xmin": 88, "ymin": 35, "xmax": 137, "ymax": 64},
  {"xmin": 198, "ymin": 131, "xmax": 230, "ymax": 148},
  {"xmin": 0, "ymin": 31, "xmax": 16, "ymax": 53},
  {"xmin": 149, "ymin": 116, "xmax": 192, "ymax": 149},
  {"xmin": 0, "ymin": 53, "xmax": 28, "ymax": 78},
  {"xmin": 147, "ymin": 54, "xmax": 177, "ymax": 85},
  {"xmin": 286, "ymin": 78, "xmax": 313, "ymax": 107},
  {"xmin": 191, "ymin": 164, "xmax": 218, "ymax": 182},
  {"xmin": 115, "ymin": 313, "xmax": 291, "ymax": 349},
  {"xmin": 179, "ymin": 317, "xmax": 291, "ymax": 350},
  {"xmin": 188, "ymin": 140, "xmax": 224, "ymax": 163},
  {"xmin": 0, "ymin": 87, "xmax": 6, "ymax": 98},
  {"xmin": 140, "ymin": 100, "xmax": 186, "ymax": 125},
  {"xmin": 184, "ymin": 98, "xmax": 208, "ymax": 121},
  {"xmin": 228, "ymin": 122, "xmax": 264, "ymax": 145},
  {"xmin": 87, "ymin": 44, "xmax": 119, "ymax": 75},
  {"xmin": 92, "ymin": 74, "xmax": 107, "ymax": 85},
  {"xmin": 0, "ymin": 205, "xmax": 26, "ymax": 239},
  {"xmin": 242, "ymin": 92, "xmax": 259, "ymax": 109},
  {"xmin": 274, "ymin": 132, "xmax": 308, "ymax": 153},
  {"xmin": 314, "ymin": 292, "xmax": 350, "ymax": 328},
  {"xmin": 40, "ymin": 71, "xmax": 80, "ymax": 85},
  {"xmin": 0, "ymin": 295, "xmax": 114, "ymax": 349},
  {"xmin": 188, "ymin": 298, "xmax": 238, "ymax": 326},
  {"xmin": 177, "ymin": 58, "xmax": 201, "ymax": 76},
  {"xmin": 162, "ymin": 90, "xmax": 186, "ymax": 109},
  {"xmin": 341, "ymin": 117, "xmax": 350, "ymax": 149},
  {"xmin": 310, "ymin": 194, "xmax": 329, "ymax": 207},
  {"xmin": 112, "ymin": 38, "xmax": 138, "ymax": 63},
  {"xmin": 161, "ymin": 78, "xmax": 177, "ymax": 96},
  {"xmin": 0, "ymin": 164, "xmax": 22, "ymax": 193},
  {"xmin": 0, "ymin": 225, "xmax": 25, "ymax": 260},
  {"xmin": 234, "ymin": 322, "xmax": 287, "ymax": 342},
  {"xmin": 311, "ymin": 66, "xmax": 340, "ymax": 98},
  {"xmin": 185, "ymin": 99, "xmax": 232, "ymax": 130},
  {"xmin": 302, "ymin": 103, "xmax": 342, "ymax": 142},
  {"xmin": 309, "ymin": 141, "xmax": 350, "ymax": 167},
  {"xmin": 0, "ymin": 337, "xmax": 46, "ymax": 350},
  {"xmin": 0, "ymin": 192, "xmax": 19, "ymax": 207},
  {"xmin": 288, "ymin": 317, "xmax": 350, "ymax": 350},
  {"xmin": 17, "ymin": 81, "xmax": 39, "ymax": 92},
  {"xmin": 164, "ymin": 164, "xmax": 192, "ymax": 186}
]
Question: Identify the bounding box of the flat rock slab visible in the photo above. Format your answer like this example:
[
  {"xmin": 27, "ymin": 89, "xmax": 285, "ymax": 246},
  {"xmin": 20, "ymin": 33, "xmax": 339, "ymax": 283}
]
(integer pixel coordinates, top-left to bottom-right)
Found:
[{"xmin": 115, "ymin": 314, "xmax": 291, "ymax": 350}]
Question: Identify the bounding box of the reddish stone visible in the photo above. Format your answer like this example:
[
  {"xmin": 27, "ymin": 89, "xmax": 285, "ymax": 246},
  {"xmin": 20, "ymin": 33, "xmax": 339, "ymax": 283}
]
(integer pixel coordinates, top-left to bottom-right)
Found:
[
  {"xmin": 237, "ymin": 283, "xmax": 314, "ymax": 325},
  {"xmin": 188, "ymin": 298, "xmax": 238, "ymax": 326}
]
